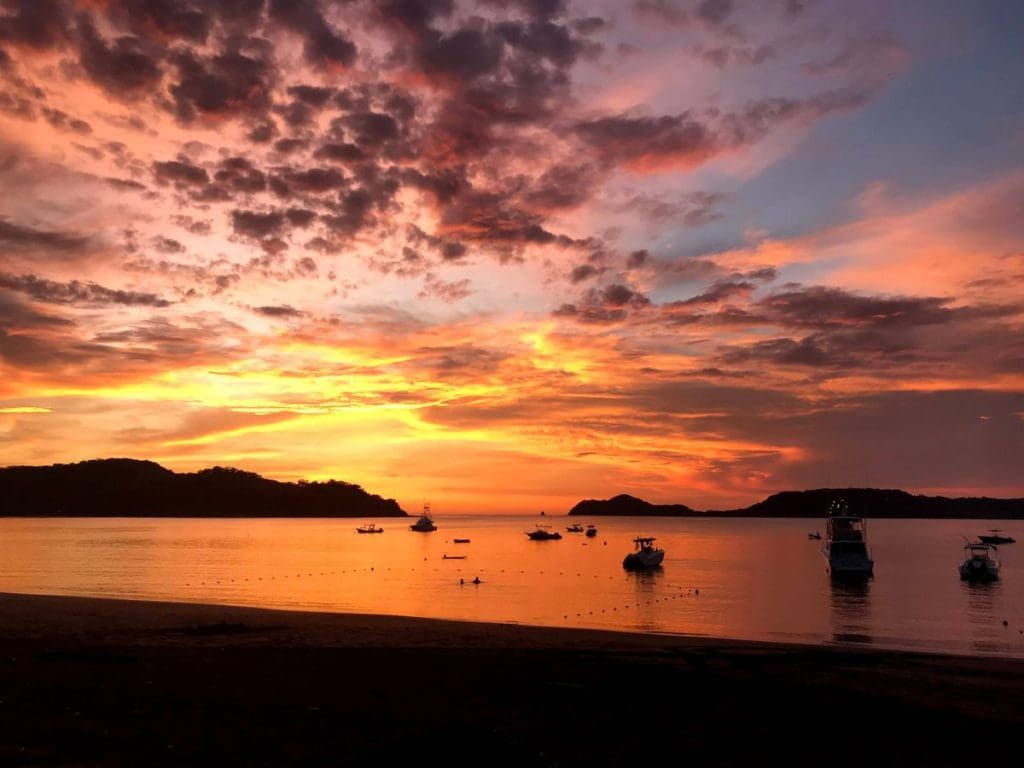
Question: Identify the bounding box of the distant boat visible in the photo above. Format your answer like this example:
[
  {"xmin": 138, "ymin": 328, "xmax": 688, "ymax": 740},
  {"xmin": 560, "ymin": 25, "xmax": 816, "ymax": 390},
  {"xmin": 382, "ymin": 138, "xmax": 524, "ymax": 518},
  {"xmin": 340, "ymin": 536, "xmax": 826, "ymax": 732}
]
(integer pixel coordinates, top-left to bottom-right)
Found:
[
  {"xmin": 356, "ymin": 523, "xmax": 383, "ymax": 534},
  {"xmin": 808, "ymin": 531, "xmax": 822, "ymax": 540},
  {"xmin": 566, "ymin": 523, "xmax": 584, "ymax": 533},
  {"xmin": 526, "ymin": 525, "xmax": 562, "ymax": 541},
  {"xmin": 410, "ymin": 503, "xmax": 437, "ymax": 532},
  {"xmin": 585, "ymin": 525, "xmax": 598, "ymax": 538},
  {"xmin": 960, "ymin": 542, "xmax": 1000, "ymax": 581},
  {"xmin": 623, "ymin": 536, "xmax": 664, "ymax": 570},
  {"xmin": 822, "ymin": 498, "xmax": 873, "ymax": 578},
  {"xmin": 978, "ymin": 529, "xmax": 1015, "ymax": 545},
  {"xmin": 442, "ymin": 554, "xmax": 467, "ymax": 560},
  {"xmin": 453, "ymin": 538, "xmax": 470, "ymax": 544}
]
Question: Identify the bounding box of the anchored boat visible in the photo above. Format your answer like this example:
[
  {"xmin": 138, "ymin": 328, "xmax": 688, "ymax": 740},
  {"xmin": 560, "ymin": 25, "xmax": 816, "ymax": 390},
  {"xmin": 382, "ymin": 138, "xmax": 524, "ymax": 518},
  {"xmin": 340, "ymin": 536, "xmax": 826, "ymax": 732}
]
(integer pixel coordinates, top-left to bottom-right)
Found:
[
  {"xmin": 526, "ymin": 525, "xmax": 562, "ymax": 541},
  {"xmin": 410, "ymin": 503, "xmax": 437, "ymax": 532},
  {"xmin": 822, "ymin": 498, "xmax": 874, "ymax": 578},
  {"xmin": 959, "ymin": 542, "xmax": 1000, "ymax": 581},
  {"xmin": 623, "ymin": 536, "xmax": 664, "ymax": 570}
]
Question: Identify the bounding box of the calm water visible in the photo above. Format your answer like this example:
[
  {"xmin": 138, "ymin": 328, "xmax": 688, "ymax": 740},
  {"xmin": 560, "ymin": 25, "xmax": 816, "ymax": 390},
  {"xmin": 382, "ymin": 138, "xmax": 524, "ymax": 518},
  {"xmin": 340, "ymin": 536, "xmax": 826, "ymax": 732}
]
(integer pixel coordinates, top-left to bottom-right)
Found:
[{"xmin": 1, "ymin": 516, "xmax": 1022, "ymax": 657}]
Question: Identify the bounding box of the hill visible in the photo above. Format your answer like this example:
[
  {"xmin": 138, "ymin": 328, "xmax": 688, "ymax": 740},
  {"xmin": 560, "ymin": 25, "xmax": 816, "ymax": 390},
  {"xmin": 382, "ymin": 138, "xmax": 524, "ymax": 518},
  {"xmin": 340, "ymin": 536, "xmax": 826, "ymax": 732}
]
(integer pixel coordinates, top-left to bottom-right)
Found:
[
  {"xmin": 569, "ymin": 488, "xmax": 1024, "ymax": 519},
  {"xmin": 0, "ymin": 459, "xmax": 407, "ymax": 517}
]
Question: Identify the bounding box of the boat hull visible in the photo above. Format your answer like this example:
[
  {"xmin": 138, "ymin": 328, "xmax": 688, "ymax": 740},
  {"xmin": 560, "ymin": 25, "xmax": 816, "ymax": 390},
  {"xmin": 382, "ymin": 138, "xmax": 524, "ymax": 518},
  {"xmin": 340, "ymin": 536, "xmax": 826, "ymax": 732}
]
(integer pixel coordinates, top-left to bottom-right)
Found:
[
  {"xmin": 960, "ymin": 563, "xmax": 999, "ymax": 581},
  {"xmin": 623, "ymin": 550, "xmax": 664, "ymax": 570}
]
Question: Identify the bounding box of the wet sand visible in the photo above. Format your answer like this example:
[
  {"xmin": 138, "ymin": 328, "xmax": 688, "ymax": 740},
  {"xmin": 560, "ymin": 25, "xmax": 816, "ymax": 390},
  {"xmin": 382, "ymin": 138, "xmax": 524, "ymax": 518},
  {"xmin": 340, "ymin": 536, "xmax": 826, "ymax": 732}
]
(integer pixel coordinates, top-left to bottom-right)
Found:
[{"xmin": 1, "ymin": 593, "xmax": 1022, "ymax": 766}]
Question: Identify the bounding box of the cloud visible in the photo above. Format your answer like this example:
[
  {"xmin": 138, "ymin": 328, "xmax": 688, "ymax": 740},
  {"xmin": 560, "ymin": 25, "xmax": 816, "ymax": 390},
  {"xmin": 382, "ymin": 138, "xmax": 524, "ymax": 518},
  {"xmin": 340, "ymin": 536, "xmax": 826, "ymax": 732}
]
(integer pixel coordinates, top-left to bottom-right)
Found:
[
  {"xmin": 0, "ymin": 218, "xmax": 90, "ymax": 254},
  {"xmin": 153, "ymin": 159, "xmax": 209, "ymax": 187},
  {"xmin": 0, "ymin": 272, "xmax": 173, "ymax": 307},
  {"xmin": 75, "ymin": 12, "xmax": 163, "ymax": 97},
  {"xmin": 253, "ymin": 304, "xmax": 304, "ymax": 318}
]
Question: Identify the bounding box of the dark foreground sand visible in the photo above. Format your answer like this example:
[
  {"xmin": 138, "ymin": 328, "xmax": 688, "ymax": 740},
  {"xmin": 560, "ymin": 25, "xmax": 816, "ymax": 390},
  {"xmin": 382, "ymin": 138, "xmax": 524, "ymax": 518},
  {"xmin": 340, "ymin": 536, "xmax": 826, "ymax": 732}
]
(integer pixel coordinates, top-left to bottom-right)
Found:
[{"xmin": 2, "ymin": 593, "xmax": 1023, "ymax": 766}]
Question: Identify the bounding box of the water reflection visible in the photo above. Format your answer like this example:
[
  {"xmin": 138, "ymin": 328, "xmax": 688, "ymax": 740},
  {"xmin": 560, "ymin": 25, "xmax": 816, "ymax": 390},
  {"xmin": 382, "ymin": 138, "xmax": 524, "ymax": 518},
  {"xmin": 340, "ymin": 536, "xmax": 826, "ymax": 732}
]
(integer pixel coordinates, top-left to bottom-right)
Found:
[
  {"xmin": 628, "ymin": 567, "xmax": 664, "ymax": 631},
  {"xmin": 829, "ymin": 578, "xmax": 873, "ymax": 645},
  {"xmin": 961, "ymin": 580, "xmax": 1004, "ymax": 654}
]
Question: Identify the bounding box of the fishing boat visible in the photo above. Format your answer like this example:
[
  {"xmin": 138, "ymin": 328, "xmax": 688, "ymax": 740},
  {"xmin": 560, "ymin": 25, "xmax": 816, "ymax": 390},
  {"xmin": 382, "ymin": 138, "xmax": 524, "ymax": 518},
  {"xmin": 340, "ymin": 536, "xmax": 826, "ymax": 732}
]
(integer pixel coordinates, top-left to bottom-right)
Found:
[
  {"xmin": 566, "ymin": 523, "xmax": 584, "ymax": 533},
  {"xmin": 585, "ymin": 524, "xmax": 598, "ymax": 538},
  {"xmin": 622, "ymin": 536, "xmax": 664, "ymax": 570},
  {"xmin": 442, "ymin": 554, "xmax": 467, "ymax": 560},
  {"xmin": 978, "ymin": 529, "xmax": 1015, "ymax": 545},
  {"xmin": 526, "ymin": 525, "xmax": 562, "ymax": 541},
  {"xmin": 959, "ymin": 542, "xmax": 1000, "ymax": 581},
  {"xmin": 821, "ymin": 498, "xmax": 873, "ymax": 578},
  {"xmin": 356, "ymin": 523, "xmax": 383, "ymax": 534},
  {"xmin": 409, "ymin": 502, "xmax": 437, "ymax": 532},
  {"xmin": 453, "ymin": 538, "xmax": 470, "ymax": 544}
]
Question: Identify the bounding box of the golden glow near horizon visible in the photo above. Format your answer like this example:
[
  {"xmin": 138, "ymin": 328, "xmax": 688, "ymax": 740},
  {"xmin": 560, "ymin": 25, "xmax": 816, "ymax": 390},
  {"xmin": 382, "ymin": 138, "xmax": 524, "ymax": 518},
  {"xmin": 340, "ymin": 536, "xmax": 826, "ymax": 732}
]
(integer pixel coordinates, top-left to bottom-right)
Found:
[{"xmin": 1, "ymin": 1, "xmax": 1022, "ymax": 511}]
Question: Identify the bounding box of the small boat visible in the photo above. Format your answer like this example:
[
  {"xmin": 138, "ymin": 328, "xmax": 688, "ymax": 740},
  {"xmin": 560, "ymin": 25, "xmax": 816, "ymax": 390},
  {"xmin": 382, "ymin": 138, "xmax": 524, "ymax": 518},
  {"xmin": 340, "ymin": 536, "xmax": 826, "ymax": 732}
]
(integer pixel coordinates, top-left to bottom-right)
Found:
[
  {"xmin": 410, "ymin": 502, "xmax": 437, "ymax": 532},
  {"xmin": 978, "ymin": 529, "xmax": 1015, "ymax": 545},
  {"xmin": 960, "ymin": 542, "xmax": 1000, "ymax": 581},
  {"xmin": 821, "ymin": 498, "xmax": 873, "ymax": 578},
  {"xmin": 442, "ymin": 554, "xmax": 467, "ymax": 560},
  {"xmin": 566, "ymin": 523, "xmax": 584, "ymax": 533},
  {"xmin": 808, "ymin": 531, "xmax": 822, "ymax": 540},
  {"xmin": 356, "ymin": 523, "xmax": 383, "ymax": 534},
  {"xmin": 453, "ymin": 538, "xmax": 470, "ymax": 544},
  {"xmin": 526, "ymin": 525, "xmax": 562, "ymax": 541},
  {"xmin": 623, "ymin": 536, "xmax": 664, "ymax": 570},
  {"xmin": 585, "ymin": 525, "xmax": 598, "ymax": 538}
]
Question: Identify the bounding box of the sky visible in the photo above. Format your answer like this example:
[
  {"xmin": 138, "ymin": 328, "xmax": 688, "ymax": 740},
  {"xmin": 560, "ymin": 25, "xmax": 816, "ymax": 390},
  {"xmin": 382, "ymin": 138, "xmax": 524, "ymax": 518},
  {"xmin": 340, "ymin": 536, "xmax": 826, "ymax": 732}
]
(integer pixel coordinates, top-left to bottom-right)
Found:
[{"xmin": 0, "ymin": 0, "xmax": 1022, "ymax": 513}]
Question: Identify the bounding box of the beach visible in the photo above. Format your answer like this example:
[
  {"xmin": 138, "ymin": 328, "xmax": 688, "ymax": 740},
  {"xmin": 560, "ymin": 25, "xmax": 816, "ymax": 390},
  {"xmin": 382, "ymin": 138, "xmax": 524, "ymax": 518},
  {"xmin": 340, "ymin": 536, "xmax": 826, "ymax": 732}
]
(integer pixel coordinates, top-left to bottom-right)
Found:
[{"xmin": 1, "ymin": 593, "xmax": 1022, "ymax": 766}]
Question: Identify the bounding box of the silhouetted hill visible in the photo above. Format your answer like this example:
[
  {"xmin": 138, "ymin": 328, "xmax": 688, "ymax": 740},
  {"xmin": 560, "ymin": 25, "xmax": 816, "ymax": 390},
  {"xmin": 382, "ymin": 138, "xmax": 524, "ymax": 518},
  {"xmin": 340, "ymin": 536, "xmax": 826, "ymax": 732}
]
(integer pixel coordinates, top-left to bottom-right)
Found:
[
  {"xmin": 0, "ymin": 459, "xmax": 407, "ymax": 517},
  {"xmin": 569, "ymin": 488, "xmax": 1024, "ymax": 519},
  {"xmin": 569, "ymin": 494, "xmax": 697, "ymax": 517}
]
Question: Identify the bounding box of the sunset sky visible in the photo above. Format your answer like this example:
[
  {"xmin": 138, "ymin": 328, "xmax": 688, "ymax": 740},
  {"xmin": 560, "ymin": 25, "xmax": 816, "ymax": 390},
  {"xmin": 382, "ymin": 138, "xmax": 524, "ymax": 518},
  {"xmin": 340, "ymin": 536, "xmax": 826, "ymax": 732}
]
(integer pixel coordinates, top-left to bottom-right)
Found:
[{"xmin": 1, "ymin": 0, "xmax": 1022, "ymax": 512}]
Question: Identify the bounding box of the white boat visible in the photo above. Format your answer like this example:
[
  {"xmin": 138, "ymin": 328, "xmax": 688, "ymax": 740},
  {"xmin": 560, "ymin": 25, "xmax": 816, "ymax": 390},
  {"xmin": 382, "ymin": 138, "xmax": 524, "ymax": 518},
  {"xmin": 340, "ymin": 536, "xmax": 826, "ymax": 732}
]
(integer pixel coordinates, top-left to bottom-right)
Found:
[
  {"xmin": 526, "ymin": 525, "xmax": 561, "ymax": 541},
  {"xmin": 822, "ymin": 498, "xmax": 873, "ymax": 578},
  {"xmin": 959, "ymin": 542, "xmax": 1000, "ymax": 581},
  {"xmin": 622, "ymin": 536, "xmax": 664, "ymax": 570},
  {"xmin": 409, "ymin": 503, "xmax": 437, "ymax": 532}
]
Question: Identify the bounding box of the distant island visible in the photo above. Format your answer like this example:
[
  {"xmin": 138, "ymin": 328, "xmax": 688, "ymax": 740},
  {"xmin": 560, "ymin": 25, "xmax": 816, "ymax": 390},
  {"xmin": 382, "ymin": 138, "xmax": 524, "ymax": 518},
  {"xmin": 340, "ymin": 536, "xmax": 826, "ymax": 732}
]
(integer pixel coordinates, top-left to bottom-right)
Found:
[
  {"xmin": 0, "ymin": 459, "xmax": 407, "ymax": 518},
  {"xmin": 569, "ymin": 490, "xmax": 1024, "ymax": 519}
]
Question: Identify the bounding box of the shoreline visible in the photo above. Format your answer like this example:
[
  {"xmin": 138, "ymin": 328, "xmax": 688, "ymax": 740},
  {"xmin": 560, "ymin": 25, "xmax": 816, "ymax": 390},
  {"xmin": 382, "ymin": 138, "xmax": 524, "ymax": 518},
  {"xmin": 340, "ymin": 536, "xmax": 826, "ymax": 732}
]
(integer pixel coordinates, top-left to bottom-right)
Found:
[{"xmin": 2, "ymin": 593, "xmax": 1023, "ymax": 765}]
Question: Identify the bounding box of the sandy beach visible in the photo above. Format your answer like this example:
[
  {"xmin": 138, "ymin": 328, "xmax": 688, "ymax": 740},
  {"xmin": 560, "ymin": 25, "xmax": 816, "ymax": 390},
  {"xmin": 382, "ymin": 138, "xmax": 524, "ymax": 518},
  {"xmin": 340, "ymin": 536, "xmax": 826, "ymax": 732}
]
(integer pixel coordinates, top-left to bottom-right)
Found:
[{"xmin": 1, "ymin": 593, "xmax": 1022, "ymax": 766}]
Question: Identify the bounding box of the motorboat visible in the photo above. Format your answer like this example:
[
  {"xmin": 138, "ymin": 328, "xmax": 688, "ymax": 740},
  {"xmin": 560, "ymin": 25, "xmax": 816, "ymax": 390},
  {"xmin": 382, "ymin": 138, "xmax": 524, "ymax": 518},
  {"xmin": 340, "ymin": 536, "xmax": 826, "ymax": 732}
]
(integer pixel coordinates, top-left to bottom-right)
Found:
[
  {"xmin": 356, "ymin": 523, "xmax": 383, "ymax": 534},
  {"xmin": 978, "ymin": 529, "xmax": 1015, "ymax": 545},
  {"xmin": 409, "ymin": 503, "xmax": 437, "ymax": 532},
  {"xmin": 442, "ymin": 554, "xmax": 467, "ymax": 560},
  {"xmin": 526, "ymin": 525, "xmax": 562, "ymax": 541},
  {"xmin": 808, "ymin": 531, "xmax": 822, "ymax": 540},
  {"xmin": 960, "ymin": 542, "xmax": 1000, "ymax": 581},
  {"xmin": 566, "ymin": 523, "xmax": 584, "ymax": 533},
  {"xmin": 453, "ymin": 538, "xmax": 470, "ymax": 544},
  {"xmin": 622, "ymin": 536, "xmax": 664, "ymax": 570},
  {"xmin": 821, "ymin": 498, "xmax": 873, "ymax": 578},
  {"xmin": 585, "ymin": 525, "xmax": 598, "ymax": 538}
]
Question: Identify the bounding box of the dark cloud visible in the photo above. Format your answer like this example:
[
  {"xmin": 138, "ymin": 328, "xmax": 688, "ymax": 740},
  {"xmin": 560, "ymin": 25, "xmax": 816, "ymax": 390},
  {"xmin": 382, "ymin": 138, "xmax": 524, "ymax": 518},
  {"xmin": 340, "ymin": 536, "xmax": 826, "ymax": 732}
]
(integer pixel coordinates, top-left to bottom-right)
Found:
[
  {"xmin": 152, "ymin": 236, "xmax": 185, "ymax": 254},
  {"xmin": 153, "ymin": 159, "xmax": 209, "ymax": 187},
  {"xmin": 231, "ymin": 209, "xmax": 286, "ymax": 239},
  {"xmin": 269, "ymin": 0, "xmax": 357, "ymax": 70},
  {"xmin": 168, "ymin": 41, "xmax": 275, "ymax": 123},
  {"xmin": 0, "ymin": 218, "xmax": 90, "ymax": 254},
  {"xmin": 287, "ymin": 84, "xmax": 334, "ymax": 106},
  {"xmin": 758, "ymin": 285, "xmax": 955, "ymax": 330},
  {"xmin": 626, "ymin": 249, "xmax": 649, "ymax": 269},
  {"xmin": 0, "ymin": 272, "xmax": 173, "ymax": 307},
  {"xmin": 0, "ymin": 0, "xmax": 71, "ymax": 49},
  {"xmin": 105, "ymin": 176, "xmax": 147, "ymax": 191},
  {"xmin": 170, "ymin": 215, "xmax": 211, "ymax": 235},
  {"xmin": 76, "ymin": 12, "xmax": 163, "ymax": 97},
  {"xmin": 0, "ymin": 290, "xmax": 73, "ymax": 329},
  {"xmin": 253, "ymin": 304, "xmax": 303, "ymax": 318},
  {"xmin": 109, "ymin": 0, "xmax": 211, "ymax": 44},
  {"xmin": 41, "ymin": 107, "xmax": 91, "ymax": 134},
  {"xmin": 696, "ymin": 0, "xmax": 735, "ymax": 26},
  {"xmin": 569, "ymin": 264, "xmax": 601, "ymax": 283},
  {"xmin": 575, "ymin": 112, "xmax": 716, "ymax": 170},
  {"xmin": 314, "ymin": 142, "xmax": 365, "ymax": 163}
]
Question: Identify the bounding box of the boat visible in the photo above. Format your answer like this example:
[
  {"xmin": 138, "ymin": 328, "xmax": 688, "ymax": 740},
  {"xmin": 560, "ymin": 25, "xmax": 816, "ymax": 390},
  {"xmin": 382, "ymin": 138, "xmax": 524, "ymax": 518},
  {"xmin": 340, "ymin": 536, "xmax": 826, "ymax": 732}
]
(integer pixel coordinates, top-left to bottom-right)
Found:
[
  {"xmin": 978, "ymin": 529, "xmax": 1015, "ymax": 545},
  {"xmin": 622, "ymin": 536, "xmax": 664, "ymax": 570},
  {"xmin": 442, "ymin": 554, "xmax": 467, "ymax": 560},
  {"xmin": 566, "ymin": 523, "xmax": 584, "ymax": 533},
  {"xmin": 453, "ymin": 538, "xmax": 470, "ymax": 544},
  {"xmin": 808, "ymin": 531, "xmax": 822, "ymax": 540},
  {"xmin": 585, "ymin": 525, "xmax": 597, "ymax": 538},
  {"xmin": 821, "ymin": 498, "xmax": 873, "ymax": 578},
  {"xmin": 959, "ymin": 541, "xmax": 1000, "ymax": 581},
  {"xmin": 409, "ymin": 503, "xmax": 437, "ymax": 532},
  {"xmin": 526, "ymin": 525, "xmax": 562, "ymax": 541},
  {"xmin": 356, "ymin": 523, "xmax": 383, "ymax": 534}
]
